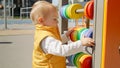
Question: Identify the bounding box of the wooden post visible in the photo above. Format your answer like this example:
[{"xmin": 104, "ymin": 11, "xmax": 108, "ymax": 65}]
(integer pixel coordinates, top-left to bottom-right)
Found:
[
  {"xmin": 85, "ymin": 18, "xmax": 90, "ymax": 28},
  {"xmin": 61, "ymin": 0, "xmax": 68, "ymax": 34}
]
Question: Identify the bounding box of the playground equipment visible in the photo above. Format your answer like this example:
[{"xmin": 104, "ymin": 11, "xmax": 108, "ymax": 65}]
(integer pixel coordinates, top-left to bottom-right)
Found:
[
  {"xmin": 61, "ymin": 0, "xmax": 120, "ymax": 68},
  {"xmin": 69, "ymin": 27, "xmax": 93, "ymax": 42},
  {"xmin": 68, "ymin": 52, "xmax": 92, "ymax": 68},
  {"xmin": 60, "ymin": 0, "xmax": 94, "ymax": 68},
  {"xmin": 60, "ymin": 0, "xmax": 94, "ymax": 19}
]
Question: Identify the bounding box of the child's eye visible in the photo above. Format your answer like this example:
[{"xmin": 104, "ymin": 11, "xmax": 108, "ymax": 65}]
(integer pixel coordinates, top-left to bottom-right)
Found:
[
  {"xmin": 53, "ymin": 19, "xmax": 56, "ymax": 20},
  {"xmin": 54, "ymin": 18, "xmax": 58, "ymax": 21}
]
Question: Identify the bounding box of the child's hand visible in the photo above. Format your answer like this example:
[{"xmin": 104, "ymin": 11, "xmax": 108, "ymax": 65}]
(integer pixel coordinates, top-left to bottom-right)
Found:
[
  {"xmin": 65, "ymin": 28, "xmax": 74, "ymax": 37},
  {"xmin": 81, "ymin": 36, "xmax": 95, "ymax": 46}
]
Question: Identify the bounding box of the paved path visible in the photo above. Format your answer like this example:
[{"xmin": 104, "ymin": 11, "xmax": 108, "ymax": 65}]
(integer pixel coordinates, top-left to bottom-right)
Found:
[
  {"xmin": 0, "ymin": 35, "xmax": 33, "ymax": 68},
  {"xmin": 0, "ymin": 34, "xmax": 76, "ymax": 68},
  {"xmin": 0, "ymin": 29, "xmax": 34, "ymax": 35},
  {"xmin": 0, "ymin": 24, "xmax": 34, "ymax": 35}
]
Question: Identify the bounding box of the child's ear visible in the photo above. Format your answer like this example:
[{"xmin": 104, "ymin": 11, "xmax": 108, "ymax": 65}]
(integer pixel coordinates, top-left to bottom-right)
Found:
[{"xmin": 38, "ymin": 17, "xmax": 44, "ymax": 23}]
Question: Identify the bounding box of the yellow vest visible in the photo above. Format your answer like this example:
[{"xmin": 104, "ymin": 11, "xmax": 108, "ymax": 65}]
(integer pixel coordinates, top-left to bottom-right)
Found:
[{"xmin": 32, "ymin": 24, "xmax": 66, "ymax": 68}]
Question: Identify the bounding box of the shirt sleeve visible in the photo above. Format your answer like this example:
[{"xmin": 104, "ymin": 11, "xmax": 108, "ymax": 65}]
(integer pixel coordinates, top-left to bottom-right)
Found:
[
  {"xmin": 61, "ymin": 34, "xmax": 69, "ymax": 44},
  {"xmin": 41, "ymin": 36, "xmax": 83, "ymax": 57}
]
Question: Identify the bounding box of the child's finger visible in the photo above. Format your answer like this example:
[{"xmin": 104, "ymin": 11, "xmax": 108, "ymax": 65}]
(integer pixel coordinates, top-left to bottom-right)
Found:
[{"xmin": 89, "ymin": 40, "xmax": 95, "ymax": 46}]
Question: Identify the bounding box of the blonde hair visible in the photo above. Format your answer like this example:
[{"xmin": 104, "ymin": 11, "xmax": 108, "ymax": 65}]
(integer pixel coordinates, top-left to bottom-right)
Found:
[{"xmin": 30, "ymin": 1, "xmax": 57, "ymax": 24}]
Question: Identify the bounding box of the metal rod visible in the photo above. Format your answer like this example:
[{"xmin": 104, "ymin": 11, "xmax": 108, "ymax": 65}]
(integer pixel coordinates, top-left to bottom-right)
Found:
[
  {"xmin": 22, "ymin": 0, "xmax": 25, "ymax": 7},
  {"xmin": 76, "ymin": 9, "xmax": 84, "ymax": 13},
  {"xmin": 12, "ymin": 0, "xmax": 14, "ymax": 19},
  {"xmin": 4, "ymin": 0, "xmax": 7, "ymax": 29}
]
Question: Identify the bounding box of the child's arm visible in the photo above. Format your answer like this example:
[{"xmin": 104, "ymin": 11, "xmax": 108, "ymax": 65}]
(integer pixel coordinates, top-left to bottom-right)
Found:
[
  {"xmin": 61, "ymin": 34, "xmax": 69, "ymax": 44},
  {"xmin": 41, "ymin": 36, "xmax": 94, "ymax": 57},
  {"xmin": 61, "ymin": 28, "xmax": 74, "ymax": 44}
]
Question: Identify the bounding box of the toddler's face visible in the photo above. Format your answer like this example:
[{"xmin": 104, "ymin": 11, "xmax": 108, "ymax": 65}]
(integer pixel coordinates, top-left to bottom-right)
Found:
[{"xmin": 44, "ymin": 9, "xmax": 59, "ymax": 27}]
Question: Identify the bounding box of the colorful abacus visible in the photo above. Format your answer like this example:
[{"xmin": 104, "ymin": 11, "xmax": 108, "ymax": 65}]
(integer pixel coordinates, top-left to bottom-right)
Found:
[
  {"xmin": 67, "ymin": 52, "xmax": 92, "ymax": 68},
  {"xmin": 69, "ymin": 27, "xmax": 93, "ymax": 42},
  {"xmin": 60, "ymin": 4, "xmax": 83, "ymax": 19},
  {"xmin": 60, "ymin": 1, "xmax": 94, "ymax": 20}
]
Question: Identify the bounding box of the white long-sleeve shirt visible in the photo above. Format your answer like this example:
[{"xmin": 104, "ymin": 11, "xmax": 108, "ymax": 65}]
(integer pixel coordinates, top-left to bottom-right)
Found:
[{"xmin": 41, "ymin": 34, "xmax": 83, "ymax": 57}]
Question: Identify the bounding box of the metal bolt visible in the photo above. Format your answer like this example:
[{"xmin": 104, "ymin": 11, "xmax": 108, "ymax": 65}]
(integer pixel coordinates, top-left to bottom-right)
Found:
[{"xmin": 119, "ymin": 45, "xmax": 120, "ymax": 54}]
